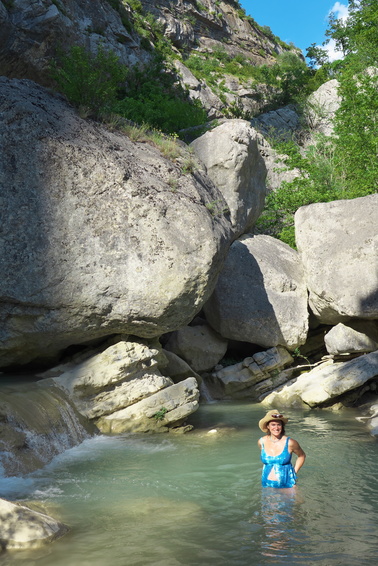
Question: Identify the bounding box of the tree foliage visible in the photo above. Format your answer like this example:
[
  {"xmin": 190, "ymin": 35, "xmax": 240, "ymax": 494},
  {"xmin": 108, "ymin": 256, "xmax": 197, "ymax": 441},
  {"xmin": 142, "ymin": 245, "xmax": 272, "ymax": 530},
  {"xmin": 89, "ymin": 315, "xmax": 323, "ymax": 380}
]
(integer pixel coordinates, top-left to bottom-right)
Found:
[{"xmin": 258, "ymin": 0, "xmax": 378, "ymax": 248}]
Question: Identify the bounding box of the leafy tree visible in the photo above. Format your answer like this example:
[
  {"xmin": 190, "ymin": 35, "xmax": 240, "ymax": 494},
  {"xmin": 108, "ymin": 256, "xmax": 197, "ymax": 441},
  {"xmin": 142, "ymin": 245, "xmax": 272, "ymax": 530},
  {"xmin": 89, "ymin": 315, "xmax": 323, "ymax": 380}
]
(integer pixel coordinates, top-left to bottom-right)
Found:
[
  {"xmin": 306, "ymin": 43, "xmax": 329, "ymax": 69},
  {"xmin": 325, "ymin": 11, "xmax": 350, "ymax": 57},
  {"xmin": 260, "ymin": 0, "xmax": 378, "ymax": 248},
  {"xmin": 334, "ymin": 68, "xmax": 378, "ymax": 196}
]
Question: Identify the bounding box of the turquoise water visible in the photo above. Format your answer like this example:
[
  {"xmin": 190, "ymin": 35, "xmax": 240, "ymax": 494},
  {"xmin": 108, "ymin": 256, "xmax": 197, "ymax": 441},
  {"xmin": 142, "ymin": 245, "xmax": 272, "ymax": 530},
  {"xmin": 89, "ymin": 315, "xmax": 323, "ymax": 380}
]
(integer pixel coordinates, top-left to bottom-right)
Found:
[{"xmin": 1, "ymin": 402, "xmax": 378, "ymax": 565}]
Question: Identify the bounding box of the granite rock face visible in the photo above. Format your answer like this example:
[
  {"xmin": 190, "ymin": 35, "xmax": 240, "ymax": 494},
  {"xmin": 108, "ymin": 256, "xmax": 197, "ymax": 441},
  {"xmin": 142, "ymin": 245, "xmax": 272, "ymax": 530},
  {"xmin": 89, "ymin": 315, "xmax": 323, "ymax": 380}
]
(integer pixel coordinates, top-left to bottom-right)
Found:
[
  {"xmin": 0, "ymin": 0, "xmax": 147, "ymax": 86},
  {"xmin": 295, "ymin": 194, "xmax": 378, "ymax": 324},
  {"xmin": 0, "ymin": 77, "xmax": 232, "ymax": 367}
]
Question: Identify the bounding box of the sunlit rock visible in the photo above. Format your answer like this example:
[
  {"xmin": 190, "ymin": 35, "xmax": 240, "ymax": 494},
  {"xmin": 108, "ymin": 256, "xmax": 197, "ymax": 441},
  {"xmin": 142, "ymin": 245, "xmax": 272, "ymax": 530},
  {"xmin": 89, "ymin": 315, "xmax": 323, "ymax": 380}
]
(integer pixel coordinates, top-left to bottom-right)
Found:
[
  {"xmin": 325, "ymin": 322, "xmax": 378, "ymax": 355},
  {"xmin": 47, "ymin": 339, "xmax": 173, "ymax": 420},
  {"xmin": 0, "ymin": 77, "xmax": 232, "ymax": 368},
  {"xmin": 262, "ymin": 350, "xmax": 378, "ymax": 408},
  {"xmin": 304, "ymin": 79, "xmax": 341, "ymax": 139},
  {"xmin": 357, "ymin": 401, "xmax": 378, "ymax": 437},
  {"xmin": 211, "ymin": 346, "xmax": 293, "ymax": 399},
  {"xmin": 250, "ymin": 104, "xmax": 300, "ymax": 139},
  {"xmin": 191, "ymin": 120, "xmax": 267, "ymax": 238},
  {"xmin": 0, "ymin": 498, "xmax": 68, "ymax": 549},
  {"xmin": 96, "ymin": 377, "xmax": 199, "ymax": 433},
  {"xmin": 295, "ymin": 194, "xmax": 378, "ymax": 324}
]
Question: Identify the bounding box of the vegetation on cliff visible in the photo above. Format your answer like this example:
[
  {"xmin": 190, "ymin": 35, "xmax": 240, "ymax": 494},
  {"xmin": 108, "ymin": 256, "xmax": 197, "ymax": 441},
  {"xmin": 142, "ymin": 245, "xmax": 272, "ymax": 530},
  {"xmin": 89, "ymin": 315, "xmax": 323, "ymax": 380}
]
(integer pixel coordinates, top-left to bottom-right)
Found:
[
  {"xmin": 257, "ymin": 0, "xmax": 378, "ymax": 247},
  {"xmin": 50, "ymin": 0, "xmax": 377, "ymax": 248}
]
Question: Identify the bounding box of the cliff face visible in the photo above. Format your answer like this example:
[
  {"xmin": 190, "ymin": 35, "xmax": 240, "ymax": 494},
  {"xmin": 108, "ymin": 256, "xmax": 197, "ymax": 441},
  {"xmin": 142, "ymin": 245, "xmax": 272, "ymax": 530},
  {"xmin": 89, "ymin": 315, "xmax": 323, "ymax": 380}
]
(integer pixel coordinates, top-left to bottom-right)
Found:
[
  {"xmin": 0, "ymin": 0, "xmax": 301, "ymax": 117},
  {"xmin": 139, "ymin": 0, "xmax": 288, "ymax": 64}
]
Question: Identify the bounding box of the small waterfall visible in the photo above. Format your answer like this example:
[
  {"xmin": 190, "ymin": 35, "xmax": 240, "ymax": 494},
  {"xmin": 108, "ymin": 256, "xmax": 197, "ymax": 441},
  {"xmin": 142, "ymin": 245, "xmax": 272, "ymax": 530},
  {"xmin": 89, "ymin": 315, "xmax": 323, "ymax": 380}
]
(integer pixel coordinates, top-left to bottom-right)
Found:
[
  {"xmin": 199, "ymin": 377, "xmax": 216, "ymax": 403},
  {"xmin": 0, "ymin": 380, "xmax": 93, "ymax": 477}
]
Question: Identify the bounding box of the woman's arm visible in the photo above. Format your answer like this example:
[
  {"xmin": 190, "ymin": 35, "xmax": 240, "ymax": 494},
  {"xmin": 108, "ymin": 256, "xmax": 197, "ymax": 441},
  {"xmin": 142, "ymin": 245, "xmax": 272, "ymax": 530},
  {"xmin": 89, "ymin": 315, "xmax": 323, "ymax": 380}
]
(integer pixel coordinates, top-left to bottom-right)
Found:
[{"xmin": 289, "ymin": 438, "xmax": 306, "ymax": 473}]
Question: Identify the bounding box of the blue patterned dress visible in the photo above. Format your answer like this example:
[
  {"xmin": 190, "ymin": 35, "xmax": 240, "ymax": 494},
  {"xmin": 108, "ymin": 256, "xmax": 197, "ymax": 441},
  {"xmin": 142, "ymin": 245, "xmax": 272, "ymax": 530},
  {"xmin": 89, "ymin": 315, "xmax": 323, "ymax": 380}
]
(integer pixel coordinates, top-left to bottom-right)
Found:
[{"xmin": 260, "ymin": 437, "xmax": 297, "ymax": 488}]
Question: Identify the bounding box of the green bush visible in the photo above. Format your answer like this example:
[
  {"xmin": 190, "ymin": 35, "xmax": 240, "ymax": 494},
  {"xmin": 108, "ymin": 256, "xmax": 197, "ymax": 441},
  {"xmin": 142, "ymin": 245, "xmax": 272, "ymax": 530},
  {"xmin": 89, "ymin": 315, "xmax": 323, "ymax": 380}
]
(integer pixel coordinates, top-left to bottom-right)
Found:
[
  {"xmin": 51, "ymin": 44, "xmax": 127, "ymax": 116},
  {"xmin": 115, "ymin": 60, "xmax": 207, "ymax": 134}
]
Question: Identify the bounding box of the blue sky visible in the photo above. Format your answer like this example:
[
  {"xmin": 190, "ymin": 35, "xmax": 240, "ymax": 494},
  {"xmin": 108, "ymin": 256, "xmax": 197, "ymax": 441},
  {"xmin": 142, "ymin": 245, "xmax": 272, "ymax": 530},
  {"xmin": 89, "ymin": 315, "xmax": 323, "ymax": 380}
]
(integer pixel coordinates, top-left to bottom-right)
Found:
[{"xmin": 240, "ymin": 1, "xmax": 350, "ymax": 61}]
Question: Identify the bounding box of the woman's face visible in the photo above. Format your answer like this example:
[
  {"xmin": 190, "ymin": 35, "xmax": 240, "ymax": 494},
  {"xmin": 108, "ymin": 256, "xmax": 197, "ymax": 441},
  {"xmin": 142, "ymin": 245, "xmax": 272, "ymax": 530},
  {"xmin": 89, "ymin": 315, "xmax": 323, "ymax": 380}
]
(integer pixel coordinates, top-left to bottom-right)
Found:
[{"xmin": 267, "ymin": 420, "xmax": 283, "ymax": 435}]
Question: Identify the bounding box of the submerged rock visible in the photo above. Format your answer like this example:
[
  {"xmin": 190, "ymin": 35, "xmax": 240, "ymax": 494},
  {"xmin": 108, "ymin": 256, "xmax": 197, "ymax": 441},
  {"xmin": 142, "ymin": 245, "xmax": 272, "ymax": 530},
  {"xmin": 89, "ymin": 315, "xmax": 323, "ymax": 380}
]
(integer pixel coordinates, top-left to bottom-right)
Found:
[
  {"xmin": 356, "ymin": 401, "xmax": 378, "ymax": 437},
  {"xmin": 0, "ymin": 498, "xmax": 69, "ymax": 549}
]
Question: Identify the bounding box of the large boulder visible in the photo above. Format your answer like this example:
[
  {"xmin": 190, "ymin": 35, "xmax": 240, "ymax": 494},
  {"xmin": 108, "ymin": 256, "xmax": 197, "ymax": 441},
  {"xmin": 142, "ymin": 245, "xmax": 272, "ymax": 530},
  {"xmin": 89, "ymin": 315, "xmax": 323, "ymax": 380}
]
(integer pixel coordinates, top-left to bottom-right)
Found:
[
  {"xmin": 0, "ymin": 498, "xmax": 68, "ymax": 549},
  {"xmin": 190, "ymin": 120, "xmax": 267, "ymax": 238},
  {"xmin": 0, "ymin": 77, "xmax": 232, "ymax": 367},
  {"xmin": 47, "ymin": 339, "xmax": 173, "ymax": 421},
  {"xmin": 304, "ymin": 79, "xmax": 341, "ymax": 138},
  {"xmin": 261, "ymin": 350, "xmax": 378, "ymax": 408},
  {"xmin": 250, "ymin": 104, "xmax": 300, "ymax": 139},
  {"xmin": 161, "ymin": 350, "xmax": 202, "ymax": 385},
  {"xmin": 164, "ymin": 323, "xmax": 228, "ymax": 373},
  {"xmin": 325, "ymin": 322, "xmax": 378, "ymax": 355},
  {"xmin": 211, "ymin": 346, "xmax": 293, "ymax": 399},
  {"xmin": 96, "ymin": 377, "xmax": 200, "ymax": 433},
  {"xmin": 204, "ymin": 235, "xmax": 309, "ymax": 350},
  {"xmin": 45, "ymin": 338, "xmax": 200, "ymax": 432},
  {"xmin": 295, "ymin": 194, "xmax": 378, "ymax": 324}
]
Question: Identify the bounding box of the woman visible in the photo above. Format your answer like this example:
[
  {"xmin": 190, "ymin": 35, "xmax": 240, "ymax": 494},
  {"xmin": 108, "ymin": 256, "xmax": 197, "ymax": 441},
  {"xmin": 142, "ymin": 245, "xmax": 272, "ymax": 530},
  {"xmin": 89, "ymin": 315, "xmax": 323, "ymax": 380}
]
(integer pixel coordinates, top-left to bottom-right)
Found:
[{"xmin": 258, "ymin": 409, "xmax": 306, "ymax": 489}]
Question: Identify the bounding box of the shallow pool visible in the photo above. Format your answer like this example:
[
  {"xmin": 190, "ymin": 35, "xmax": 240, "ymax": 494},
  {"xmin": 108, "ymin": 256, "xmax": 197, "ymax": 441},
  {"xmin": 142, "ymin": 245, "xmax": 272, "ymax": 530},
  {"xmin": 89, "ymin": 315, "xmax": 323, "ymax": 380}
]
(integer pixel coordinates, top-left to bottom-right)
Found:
[{"xmin": 1, "ymin": 402, "xmax": 377, "ymax": 565}]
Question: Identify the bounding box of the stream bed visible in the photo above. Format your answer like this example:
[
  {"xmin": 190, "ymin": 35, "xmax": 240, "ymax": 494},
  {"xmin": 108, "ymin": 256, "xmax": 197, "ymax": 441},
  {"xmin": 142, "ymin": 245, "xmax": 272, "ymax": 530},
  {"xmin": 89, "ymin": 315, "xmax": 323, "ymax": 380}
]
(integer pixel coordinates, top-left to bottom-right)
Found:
[{"xmin": 1, "ymin": 402, "xmax": 378, "ymax": 565}]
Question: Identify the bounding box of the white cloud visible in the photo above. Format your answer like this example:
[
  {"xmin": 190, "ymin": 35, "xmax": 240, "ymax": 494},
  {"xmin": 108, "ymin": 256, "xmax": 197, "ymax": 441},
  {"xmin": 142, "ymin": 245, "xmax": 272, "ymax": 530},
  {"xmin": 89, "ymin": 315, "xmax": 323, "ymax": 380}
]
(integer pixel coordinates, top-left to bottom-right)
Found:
[
  {"xmin": 316, "ymin": 2, "xmax": 350, "ymax": 63},
  {"xmin": 329, "ymin": 2, "xmax": 350, "ymax": 22},
  {"xmin": 323, "ymin": 38, "xmax": 345, "ymax": 62}
]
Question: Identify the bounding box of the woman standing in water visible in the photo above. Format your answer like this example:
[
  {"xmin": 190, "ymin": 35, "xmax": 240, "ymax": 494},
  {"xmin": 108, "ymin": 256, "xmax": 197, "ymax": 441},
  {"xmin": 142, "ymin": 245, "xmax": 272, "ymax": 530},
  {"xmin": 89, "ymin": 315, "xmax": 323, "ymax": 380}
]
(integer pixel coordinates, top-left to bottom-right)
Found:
[{"xmin": 258, "ymin": 409, "xmax": 306, "ymax": 489}]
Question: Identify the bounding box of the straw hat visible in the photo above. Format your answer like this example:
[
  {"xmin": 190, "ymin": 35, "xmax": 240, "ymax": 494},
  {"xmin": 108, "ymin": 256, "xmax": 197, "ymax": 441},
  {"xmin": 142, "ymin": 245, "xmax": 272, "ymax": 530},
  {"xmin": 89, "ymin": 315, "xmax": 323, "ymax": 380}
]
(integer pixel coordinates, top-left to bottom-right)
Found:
[{"xmin": 258, "ymin": 409, "xmax": 288, "ymax": 432}]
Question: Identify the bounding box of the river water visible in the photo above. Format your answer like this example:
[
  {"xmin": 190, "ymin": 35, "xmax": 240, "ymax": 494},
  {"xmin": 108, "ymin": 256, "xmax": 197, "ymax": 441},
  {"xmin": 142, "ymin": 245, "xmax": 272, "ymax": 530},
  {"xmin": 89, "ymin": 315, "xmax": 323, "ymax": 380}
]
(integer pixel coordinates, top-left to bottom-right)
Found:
[{"xmin": 1, "ymin": 402, "xmax": 378, "ymax": 566}]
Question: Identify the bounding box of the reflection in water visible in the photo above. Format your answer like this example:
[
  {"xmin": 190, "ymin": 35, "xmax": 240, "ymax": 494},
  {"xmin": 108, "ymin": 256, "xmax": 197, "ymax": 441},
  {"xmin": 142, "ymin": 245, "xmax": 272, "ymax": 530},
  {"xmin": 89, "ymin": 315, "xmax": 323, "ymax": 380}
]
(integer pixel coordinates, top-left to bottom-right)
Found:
[{"xmin": 258, "ymin": 487, "xmax": 303, "ymax": 563}]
